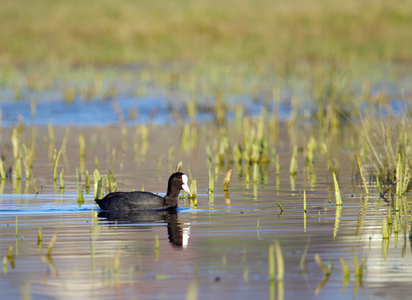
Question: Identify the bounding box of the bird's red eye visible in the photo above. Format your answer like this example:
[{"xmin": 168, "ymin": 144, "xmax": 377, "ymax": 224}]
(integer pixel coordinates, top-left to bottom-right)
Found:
[{"xmin": 179, "ymin": 179, "xmax": 182, "ymax": 182}]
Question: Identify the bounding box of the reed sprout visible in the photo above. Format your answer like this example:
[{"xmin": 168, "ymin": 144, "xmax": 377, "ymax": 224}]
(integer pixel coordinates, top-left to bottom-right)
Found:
[
  {"xmin": 303, "ymin": 190, "xmax": 307, "ymax": 213},
  {"xmin": 93, "ymin": 168, "xmax": 104, "ymax": 200},
  {"xmin": 77, "ymin": 186, "xmax": 85, "ymax": 205},
  {"xmin": 11, "ymin": 127, "xmax": 22, "ymax": 180},
  {"xmin": 289, "ymin": 145, "xmax": 298, "ymax": 175},
  {"xmin": 314, "ymin": 254, "xmax": 332, "ymax": 276},
  {"xmin": 85, "ymin": 170, "xmax": 90, "ymax": 192},
  {"xmin": 33, "ymin": 177, "xmax": 39, "ymax": 194},
  {"xmin": 276, "ymin": 201, "xmax": 284, "ymax": 212},
  {"xmin": 0, "ymin": 159, "xmax": 5, "ymax": 180},
  {"xmin": 105, "ymin": 170, "xmax": 118, "ymax": 193},
  {"xmin": 223, "ymin": 169, "xmax": 232, "ymax": 191},
  {"xmin": 332, "ymin": 172, "xmax": 342, "ymax": 206},
  {"xmin": 355, "ymin": 153, "xmax": 369, "ymax": 195},
  {"xmin": 37, "ymin": 226, "xmax": 42, "ymax": 243},
  {"xmin": 382, "ymin": 217, "xmax": 390, "ymax": 239},
  {"xmin": 52, "ymin": 148, "xmax": 63, "ymax": 182},
  {"xmin": 208, "ymin": 160, "xmax": 214, "ymax": 193},
  {"xmin": 188, "ymin": 179, "xmax": 197, "ymax": 200},
  {"xmin": 47, "ymin": 232, "xmax": 58, "ymax": 256},
  {"xmin": 59, "ymin": 169, "xmax": 65, "ymax": 190}
]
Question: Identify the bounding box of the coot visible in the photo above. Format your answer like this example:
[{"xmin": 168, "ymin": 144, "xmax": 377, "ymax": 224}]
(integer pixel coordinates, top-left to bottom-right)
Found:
[{"xmin": 95, "ymin": 172, "xmax": 190, "ymax": 211}]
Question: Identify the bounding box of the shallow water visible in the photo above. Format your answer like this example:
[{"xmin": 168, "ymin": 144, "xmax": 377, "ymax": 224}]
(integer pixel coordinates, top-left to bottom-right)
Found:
[{"xmin": 0, "ymin": 121, "xmax": 412, "ymax": 300}]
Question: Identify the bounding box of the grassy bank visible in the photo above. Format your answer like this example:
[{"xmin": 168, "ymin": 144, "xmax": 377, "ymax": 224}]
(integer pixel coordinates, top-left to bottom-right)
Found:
[{"xmin": 1, "ymin": 0, "xmax": 411, "ymax": 66}]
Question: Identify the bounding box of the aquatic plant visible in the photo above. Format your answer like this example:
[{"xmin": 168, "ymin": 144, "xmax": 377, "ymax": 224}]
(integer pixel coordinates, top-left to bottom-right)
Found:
[
  {"xmin": 289, "ymin": 145, "xmax": 298, "ymax": 175},
  {"xmin": 314, "ymin": 254, "xmax": 332, "ymax": 276},
  {"xmin": 174, "ymin": 161, "xmax": 183, "ymax": 173},
  {"xmin": 382, "ymin": 217, "xmax": 390, "ymax": 239},
  {"xmin": 105, "ymin": 170, "xmax": 118, "ymax": 194},
  {"xmin": 303, "ymin": 190, "xmax": 307, "ymax": 213},
  {"xmin": 0, "ymin": 159, "xmax": 5, "ymax": 180},
  {"xmin": 332, "ymin": 172, "xmax": 342, "ymax": 206},
  {"xmin": 355, "ymin": 153, "xmax": 369, "ymax": 196},
  {"xmin": 208, "ymin": 161, "xmax": 214, "ymax": 193},
  {"xmin": 223, "ymin": 169, "xmax": 232, "ymax": 191},
  {"xmin": 77, "ymin": 186, "xmax": 85, "ymax": 205},
  {"xmin": 59, "ymin": 169, "xmax": 65, "ymax": 190},
  {"xmin": 52, "ymin": 148, "xmax": 63, "ymax": 182},
  {"xmin": 93, "ymin": 169, "xmax": 104, "ymax": 200},
  {"xmin": 276, "ymin": 201, "xmax": 284, "ymax": 212},
  {"xmin": 340, "ymin": 258, "xmax": 350, "ymax": 278},
  {"xmin": 188, "ymin": 179, "xmax": 197, "ymax": 199},
  {"xmin": 85, "ymin": 170, "xmax": 90, "ymax": 193},
  {"xmin": 37, "ymin": 226, "xmax": 42, "ymax": 243},
  {"xmin": 47, "ymin": 232, "xmax": 58, "ymax": 256}
]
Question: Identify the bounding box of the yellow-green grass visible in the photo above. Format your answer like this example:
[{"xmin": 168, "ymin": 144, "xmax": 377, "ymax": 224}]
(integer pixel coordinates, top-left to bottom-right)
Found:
[{"xmin": 0, "ymin": 0, "xmax": 411, "ymax": 67}]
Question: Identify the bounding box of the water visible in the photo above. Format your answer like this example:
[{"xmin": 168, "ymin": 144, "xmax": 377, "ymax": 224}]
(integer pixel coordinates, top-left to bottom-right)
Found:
[{"xmin": 0, "ymin": 114, "xmax": 412, "ymax": 299}]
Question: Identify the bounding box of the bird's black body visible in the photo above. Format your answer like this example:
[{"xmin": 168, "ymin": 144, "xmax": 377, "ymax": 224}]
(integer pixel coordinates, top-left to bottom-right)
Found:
[{"xmin": 95, "ymin": 172, "xmax": 190, "ymax": 211}]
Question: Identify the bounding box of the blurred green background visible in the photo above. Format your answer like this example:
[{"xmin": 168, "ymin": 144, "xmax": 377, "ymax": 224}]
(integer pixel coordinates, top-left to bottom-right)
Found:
[{"xmin": 1, "ymin": 0, "xmax": 411, "ymax": 67}]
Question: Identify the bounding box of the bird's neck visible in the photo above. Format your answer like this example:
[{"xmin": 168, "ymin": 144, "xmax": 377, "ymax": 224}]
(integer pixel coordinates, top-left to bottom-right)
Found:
[
  {"xmin": 166, "ymin": 186, "xmax": 180, "ymax": 199},
  {"xmin": 164, "ymin": 195, "xmax": 179, "ymax": 208}
]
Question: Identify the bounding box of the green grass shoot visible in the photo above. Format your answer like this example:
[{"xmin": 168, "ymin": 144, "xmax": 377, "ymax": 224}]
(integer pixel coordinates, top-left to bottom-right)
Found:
[
  {"xmin": 223, "ymin": 169, "xmax": 232, "ymax": 191},
  {"xmin": 355, "ymin": 153, "xmax": 369, "ymax": 195},
  {"xmin": 289, "ymin": 145, "xmax": 298, "ymax": 175},
  {"xmin": 208, "ymin": 161, "xmax": 214, "ymax": 193},
  {"xmin": 33, "ymin": 177, "xmax": 39, "ymax": 194},
  {"xmin": 37, "ymin": 226, "xmax": 42, "ymax": 243},
  {"xmin": 52, "ymin": 148, "xmax": 63, "ymax": 182},
  {"xmin": 79, "ymin": 133, "xmax": 86, "ymax": 159},
  {"xmin": 276, "ymin": 201, "xmax": 284, "ymax": 212},
  {"xmin": 77, "ymin": 186, "xmax": 85, "ymax": 205},
  {"xmin": 106, "ymin": 170, "xmax": 118, "ymax": 193},
  {"xmin": 382, "ymin": 217, "xmax": 389, "ymax": 239},
  {"xmin": 85, "ymin": 170, "xmax": 90, "ymax": 191},
  {"xmin": 275, "ymin": 154, "xmax": 280, "ymax": 175},
  {"xmin": 376, "ymin": 177, "xmax": 382, "ymax": 195},
  {"xmin": 0, "ymin": 159, "xmax": 5, "ymax": 180},
  {"xmin": 303, "ymin": 190, "xmax": 307, "ymax": 213},
  {"xmin": 59, "ymin": 168, "xmax": 65, "ymax": 189},
  {"xmin": 47, "ymin": 232, "xmax": 58, "ymax": 256},
  {"xmin": 11, "ymin": 127, "xmax": 22, "ymax": 180},
  {"xmin": 314, "ymin": 254, "xmax": 332, "ymax": 275},
  {"xmin": 189, "ymin": 179, "xmax": 197, "ymax": 199},
  {"xmin": 332, "ymin": 172, "xmax": 342, "ymax": 206},
  {"xmin": 155, "ymin": 235, "xmax": 159, "ymax": 249},
  {"xmin": 388, "ymin": 209, "xmax": 393, "ymax": 225},
  {"xmin": 340, "ymin": 258, "xmax": 350, "ymax": 278},
  {"xmin": 93, "ymin": 168, "xmax": 104, "ymax": 199},
  {"xmin": 174, "ymin": 161, "xmax": 183, "ymax": 173},
  {"xmin": 15, "ymin": 216, "xmax": 18, "ymax": 237}
]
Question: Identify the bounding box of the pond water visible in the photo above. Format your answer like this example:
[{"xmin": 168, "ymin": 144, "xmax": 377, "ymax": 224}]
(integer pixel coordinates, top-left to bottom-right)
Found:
[{"xmin": 0, "ymin": 103, "xmax": 412, "ymax": 299}]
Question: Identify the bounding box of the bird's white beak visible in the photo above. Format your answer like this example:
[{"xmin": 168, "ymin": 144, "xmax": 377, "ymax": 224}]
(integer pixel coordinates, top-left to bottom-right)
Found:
[{"xmin": 182, "ymin": 175, "xmax": 191, "ymax": 194}]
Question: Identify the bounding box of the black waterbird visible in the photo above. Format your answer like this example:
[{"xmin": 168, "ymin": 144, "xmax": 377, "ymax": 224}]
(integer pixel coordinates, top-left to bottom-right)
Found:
[{"xmin": 95, "ymin": 172, "xmax": 190, "ymax": 211}]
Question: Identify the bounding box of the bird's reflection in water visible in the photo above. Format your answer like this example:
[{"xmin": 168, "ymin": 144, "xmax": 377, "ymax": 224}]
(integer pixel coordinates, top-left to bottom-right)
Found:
[{"xmin": 97, "ymin": 210, "xmax": 189, "ymax": 248}]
